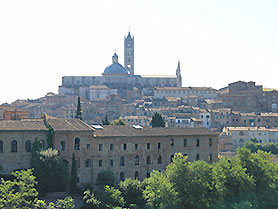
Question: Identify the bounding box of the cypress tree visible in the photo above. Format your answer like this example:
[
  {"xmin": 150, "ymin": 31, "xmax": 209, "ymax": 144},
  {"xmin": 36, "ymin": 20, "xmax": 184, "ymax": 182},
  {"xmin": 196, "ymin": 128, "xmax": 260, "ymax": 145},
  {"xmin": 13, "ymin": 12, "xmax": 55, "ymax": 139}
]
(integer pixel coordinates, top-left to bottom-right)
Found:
[
  {"xmin": 70, "ymin": 153, "xmax": 78, "ymax": 193},
  {"xmin": 102, "ymin": 115, "xmax": 110, "ymax": 125},
  {"xmin": 75, "ymin": 96, "xmax": 82, "ymax": 120},
  {"xmin": 151, "ymin": 112, "xmax": 165, "ymax": 127}
]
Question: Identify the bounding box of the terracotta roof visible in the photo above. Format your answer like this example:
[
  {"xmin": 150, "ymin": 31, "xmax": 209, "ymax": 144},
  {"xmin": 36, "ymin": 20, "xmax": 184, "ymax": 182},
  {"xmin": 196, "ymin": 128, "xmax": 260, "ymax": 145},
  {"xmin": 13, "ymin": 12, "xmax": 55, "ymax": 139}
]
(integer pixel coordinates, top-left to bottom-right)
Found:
[
  {"xmin": 47, "ymin": 119, "xmax": 94, "ymax": 131},
  {"xmin": 0, "ymin": 119, "xmax": 47, "ymax": 131},
  {"xmin": 94, "ymin": 126, "xmax": 218, "ymax": 138}
]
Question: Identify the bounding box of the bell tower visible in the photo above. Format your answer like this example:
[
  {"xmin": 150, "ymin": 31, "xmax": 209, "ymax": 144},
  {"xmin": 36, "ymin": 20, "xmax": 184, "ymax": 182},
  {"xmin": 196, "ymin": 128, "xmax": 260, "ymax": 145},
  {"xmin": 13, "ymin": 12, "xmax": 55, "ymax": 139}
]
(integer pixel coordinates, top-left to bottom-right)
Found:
[
  {"xmin": 124, "ymin": 31, "xmax": 134, "ymax": 75},
  {"xmin": 176, "ymin": 60, "xmax": 182, "ymax": 87}
]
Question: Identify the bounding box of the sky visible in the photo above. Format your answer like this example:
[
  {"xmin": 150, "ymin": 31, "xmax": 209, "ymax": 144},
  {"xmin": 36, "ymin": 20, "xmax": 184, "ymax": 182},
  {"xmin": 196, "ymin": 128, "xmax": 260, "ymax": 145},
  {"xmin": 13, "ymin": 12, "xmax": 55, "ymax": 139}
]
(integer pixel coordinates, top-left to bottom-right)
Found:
[{"xmin": 0, "ymin": 0, "xmax": 277, "ymax": 104}]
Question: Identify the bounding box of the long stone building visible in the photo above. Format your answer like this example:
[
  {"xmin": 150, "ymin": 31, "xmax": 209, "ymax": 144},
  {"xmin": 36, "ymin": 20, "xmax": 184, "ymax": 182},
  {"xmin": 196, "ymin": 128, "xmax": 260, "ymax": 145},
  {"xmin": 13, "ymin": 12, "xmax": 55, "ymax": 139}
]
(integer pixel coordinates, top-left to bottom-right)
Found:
[
  {"xmin": 59, "ymin": 32, "xmax": 182, "ymax": 100},
  {"xmin": 0, "ymin": 118, "xmax": 218, "ymax": 186}
]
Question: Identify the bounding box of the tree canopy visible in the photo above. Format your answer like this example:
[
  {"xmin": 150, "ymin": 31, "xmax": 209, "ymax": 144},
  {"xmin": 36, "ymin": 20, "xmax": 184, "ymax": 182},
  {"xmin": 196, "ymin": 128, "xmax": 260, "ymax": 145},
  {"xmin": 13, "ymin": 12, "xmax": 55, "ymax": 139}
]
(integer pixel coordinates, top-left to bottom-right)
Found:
[
  {"xmin": 151, "ymin": 112, "xmax": 165, "ymax": 127},
  {"xmin": 110, "ymin": 118, "xmax": 127, "ymax": 126}
]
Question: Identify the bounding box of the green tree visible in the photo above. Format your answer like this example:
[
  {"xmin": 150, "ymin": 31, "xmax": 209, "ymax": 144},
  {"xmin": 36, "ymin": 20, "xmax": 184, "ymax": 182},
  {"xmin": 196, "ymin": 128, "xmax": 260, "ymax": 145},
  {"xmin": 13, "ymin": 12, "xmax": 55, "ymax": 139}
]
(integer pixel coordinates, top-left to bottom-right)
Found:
[
  {"xmin": 70, "ymin": 152, "xmax": 78, "ymax": 193},
  {"xmin": 96, "ymin": 170, "xmax": 115, "ymax": 188},
  {"xmin": 76, "ymin": 96, "xmax": 83, "ymax": 120},
  {"xmin": 34, "ymin": 197, "xmax": 75, "ymax": 209},
  {"xmin": 98, "ymin": 186, "xmax": 125, "ymax": 208},
  {"xmin": 102, "ymin": 115, "xmax": 110, "ymax": 125},
  {"xmin": 31, "ymin": 137, "xmax": 41, "ymax": 168},
  {"xmin": 0, "ymin": 169, "xmax": 38, "ymax": 209},
  {"xmin": 33, "ymin": 148, "xmax": 69, "ymax": 193},
  {"xmin": 151, "ymin": 112, "xmax": 165, "ymax": 127},
  {"xmin": 110, "ymin": 118, "xmax": 126, "ymax": 126}
]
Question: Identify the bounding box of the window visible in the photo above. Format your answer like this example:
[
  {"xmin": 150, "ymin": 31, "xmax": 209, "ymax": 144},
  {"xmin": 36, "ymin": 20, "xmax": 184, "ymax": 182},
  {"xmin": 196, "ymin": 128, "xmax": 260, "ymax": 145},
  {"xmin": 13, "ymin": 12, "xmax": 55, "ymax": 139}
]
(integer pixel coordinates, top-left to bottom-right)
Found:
[
  {"xmin": 170, "ymin": 154, "xmax": 174, "ymax": 162},
  {"xmin": 74, "ymin": 137, "xmax": 80, "ymax": 150},
  {"xmin": 158, "ymin": 155, "xmax": 162, "ymax": 164},
  {"xmin": 135, "ymin": 171, "xmax": 139, "ymax": 179},
  {"xmin": 184, "ymin": 138, "xmax": 187, "ymax": 147},
  {"xmin": 158, "ymin": 142, "xmax": 161, "ymax": 149},
  {"xmin": 60, "ymin": 141, "xmax": 66, "ymax": 151},
  {"xmin": 110, "ymin": 159, "xmax": 114, "ymax": 166},
  {"xmin": 239, "ymin": 138, "xmax": 244, "ymax": 144},
  {"xmin": 146, "ymin": 171, "xmax": 151, "ymax": 178},
  {"xmin": 146, "ymin": 156, "xmax": 151, "ymax": 165},
  {"xmin": 135, "ymin": 156, "xmax": 139, "ymax": 165},
  {"xmin": 11, "ymin": 140, "xmax": 17, "ymax": 153},
  {"xmin": 208, "ymin": 153, "xmax": 212, "ymax": 163},
  {"xmin": 99, "ymin": 144, "xmax": 103, "ymax": 151},
  {"xmin": 85, "ymin": 159, "xmax": 92, "ymax": 167},
  {"xmin": 147, "ymin": 143, "xmax": 150, "ymax": 149},
  {"xmin": 99, "ymin": 160, "xmax": 102, "ymax": 167},
  {"xmin": 123, "ymin": 144, "xmax": 127, "ymax": 150},
  {"xmin": 0, "ymin": 140, "xmax": 3, "ymax": 153},
  {"xmin": 120, "ymin": 156, "xmax": 125, "ymax": 166},
  {"xmin": 86, "ymin": 144, "xmax": 90, "ymax": 149},
  {"xmin": 120, "ymin": 172, "xmax": 125, "ymax": 181},
  {"xmin": 196, "ymin": 153, "xmax": 200, "ymax": 161},
  {"xmin": 134, "ymin": 143, "xmax": 138, "ymax": 150},
  {"xmin": 170, "ymin": 139, "xmax": 174, "ymax": 148},
  {"xmin": 40, "ymin": 140, "xmax": 45, "ymax": 151},
  {"xmin": 110, "ymin": 144, "xmax": 114, "ymax": 151},
  {"xmin": 209, "ymin": 138, "xmax": 212, "ymax": 146},
  {"xmin": 25, "ymin": 140, "xmax": 31, "ymax": 153},
  {"xmin": 196, "ymin": 139, "xmax": 200, "ymax": 147}
]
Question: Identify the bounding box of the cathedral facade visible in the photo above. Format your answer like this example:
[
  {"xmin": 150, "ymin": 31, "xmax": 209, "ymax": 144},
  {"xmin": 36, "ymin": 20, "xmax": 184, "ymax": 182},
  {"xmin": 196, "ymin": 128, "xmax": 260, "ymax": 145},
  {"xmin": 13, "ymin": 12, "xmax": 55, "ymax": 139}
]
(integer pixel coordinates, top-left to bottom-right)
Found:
[{"xmin": 58, "ymin": 32, "xmax": 182, "ymax": 100}]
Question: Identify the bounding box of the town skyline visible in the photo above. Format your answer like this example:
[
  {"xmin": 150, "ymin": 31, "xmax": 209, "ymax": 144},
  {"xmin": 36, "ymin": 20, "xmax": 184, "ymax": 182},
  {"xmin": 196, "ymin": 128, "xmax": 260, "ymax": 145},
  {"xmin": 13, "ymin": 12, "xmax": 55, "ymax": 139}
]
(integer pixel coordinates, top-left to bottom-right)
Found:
[{"xmin": 1, "ymin": 0, "xmax": 278, "ymax": 104}]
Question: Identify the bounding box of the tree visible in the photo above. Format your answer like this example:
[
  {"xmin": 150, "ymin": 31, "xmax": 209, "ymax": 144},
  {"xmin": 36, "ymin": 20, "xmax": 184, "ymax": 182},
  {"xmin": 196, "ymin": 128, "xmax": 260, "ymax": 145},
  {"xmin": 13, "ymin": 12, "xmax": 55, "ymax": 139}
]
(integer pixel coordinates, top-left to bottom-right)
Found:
[
  {"xmin": 96, "ymin": 170, "xmax": 115, "ymax": 188},
  {"xmin": 31, "ymin": 137, "xmax": 41, "ymax": 168},
  {"xmin": 76, "ymin": 96, "xmax": 82, "ymax": 120},
  {"xmin": 0, "ymin": 169, "xmax": 38, "ymax": 209},
  {"xmin": 151, "ymin": 112, "xmax": 165, "ymax": 127},
  {"xmin": 33, "ymin": 148, "xmax": 69, "ymax": 193},
  {"xmin": 102, "ymin": 115, "xmax": 110, "ymax": 125},
  {"xmin": 34, "ymin": 197, "xmax": 75, "ymax": 209},
  {"xmin": 70, "ymin": 153, "xmax": 78, "ymax": 193},
  {"xmin": 110, "ymin": 118, "xmax": 126, "ymax": 126}
]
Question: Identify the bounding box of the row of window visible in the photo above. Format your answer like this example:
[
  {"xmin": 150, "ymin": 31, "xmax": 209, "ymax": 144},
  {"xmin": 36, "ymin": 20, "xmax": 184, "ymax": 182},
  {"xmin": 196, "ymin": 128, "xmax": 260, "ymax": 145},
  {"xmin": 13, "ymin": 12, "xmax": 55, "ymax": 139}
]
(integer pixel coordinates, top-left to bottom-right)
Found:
[{"xmin": 0, "ymin": 140, "xmax": 45, "ymax": 153}]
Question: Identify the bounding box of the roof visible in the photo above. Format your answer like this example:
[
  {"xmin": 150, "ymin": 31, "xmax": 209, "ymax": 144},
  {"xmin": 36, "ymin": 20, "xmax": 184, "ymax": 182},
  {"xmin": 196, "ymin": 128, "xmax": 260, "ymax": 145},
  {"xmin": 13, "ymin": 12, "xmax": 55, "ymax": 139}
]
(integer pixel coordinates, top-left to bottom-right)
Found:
[
  {"xmin": 94, "ymin": 125, "xmax": 218, "ymax": 138},
  {"xmin": 141, "ymin": 75, "xmax": 177, "ymax": 78},
  {"xmin": 0, "ymin": 119, "xmax": 47, "ymax": 131},
  {"xmin": 47, "ymin": 119, "xmax": 94, "ymax": 131},
  {"xmin": 155, "ymin": 87, "xmax": 216, "ymax": 91}
]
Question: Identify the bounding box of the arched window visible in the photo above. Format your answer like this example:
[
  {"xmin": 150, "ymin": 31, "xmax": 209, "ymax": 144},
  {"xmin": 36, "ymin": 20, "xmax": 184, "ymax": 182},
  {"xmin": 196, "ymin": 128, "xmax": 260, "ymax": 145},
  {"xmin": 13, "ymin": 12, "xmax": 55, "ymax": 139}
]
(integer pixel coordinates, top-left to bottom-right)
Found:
[
  {"xmin": 135, "ymin": 171, "xmax": 139, "ymax": 179},
  {"xmin": 239, "ymin": 138, "xmax": 244, "ymax": 144},
  {"xmin": 120, "ymin": 156, "xmax": 125, "ymax": 166},
  {"xmin": 11, "ymin": 140, "xmax": 17, "ymax": 153},
  {"xmin": 196, "ymin": 153, "xmax": 200, "ymax": 161},
  {"xmin": 25, "ymin": 140, "xmax": 31, "ymax": 152},
  {"xmin": 158, "ymin": 155, "xmax": 162, "ymax": 164},
  {"xmin": 40, "ymin": 140, "xmax": 45, "ymax": 151},
  {"xmin": 75, "ymin": 137, "xmax": 80, "ymax": 150},
  {"xmin": 146, "ymin": 156, "xmax": 151, "ymax": 165},
  {"xmin": 135, "ymin": 156, "xmax": 139, "ymax": 165},
  {"xmin": 0, "ymin": 140, "xmax": 3, "ymax": 153},
  {"xmin": 120, "ymin": 172, "xmax": 125, "ymax": 181},
  {"xmin": 85, "ymin": 159, "xmax": 92, "ymax": 167},
  {"xmin": 170, "ymin": 154, "xmax": 174, "ymax": 162}
]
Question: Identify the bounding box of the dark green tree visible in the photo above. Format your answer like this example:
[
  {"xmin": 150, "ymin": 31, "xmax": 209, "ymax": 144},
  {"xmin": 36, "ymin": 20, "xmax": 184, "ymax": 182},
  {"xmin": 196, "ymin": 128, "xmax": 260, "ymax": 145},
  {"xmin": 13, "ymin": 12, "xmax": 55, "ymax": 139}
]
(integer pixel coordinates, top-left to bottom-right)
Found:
[
  {"xmin": 110, "ymin": 118, "xmax": 126, "ymax": 126},
  {"xmin": 96, "ymin": 170, "xmax": 115, "ymax": 188},
  {"xmin": 102, "ymin": 115, "xmax": 110, "ymax": 125},
  {"xmin": 30, "ymin": 137, "xmax": 41, "ymax": 168},
  {"xmin": 151, "ymin": 112, "xmax": 165, "ymax": 127},
  {"xmin": 70, "ymin": 153, "xmax": 78, "ymax": 193},
  {"xmin": 75, "ymin": 96, "xmax": 82, "ymax": 120}
]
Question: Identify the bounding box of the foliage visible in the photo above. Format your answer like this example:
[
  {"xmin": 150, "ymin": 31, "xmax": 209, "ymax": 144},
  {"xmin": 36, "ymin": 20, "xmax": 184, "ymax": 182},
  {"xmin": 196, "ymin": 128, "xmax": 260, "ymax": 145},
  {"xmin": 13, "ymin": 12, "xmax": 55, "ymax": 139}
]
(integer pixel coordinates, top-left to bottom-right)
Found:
[
  {"xmin": 96, "ymin": 170, "xmax": 115, "ymax": 188},
  {"xmin": 151, "ymin": 112, "xmax": 165, "ymax": 127},
  {"xmin": 34, "ymin": 196, "xmax": 75, "ymax": 209},
  {"xmin": 83, "ymin": 190, "xmax": 102, "ymax": 209},
  {"xmin": 102, "ymin": 115, "xmax": 110, "ymax": 125},
  {"xmin": 0, "ymin": 169, "xmax": 38, "ymax": 209},
  {"xmin": 110, "ymin": 118, "xmax": 127, "ymax": 126},
  {"xmin": 119, "ymin": 178, "xmax": 146, "ymax": 208},
  {"xmin": 76, "ymin": 96, "xmax": 83, "ymax": 120},
  {"xmin": 31, "ymin": 137, "xmax": 41, "ymax": 168},
  {"xmin": 44, "ymin": 115, "xmax": 54, "ymax": 148},
  {"xmin": 70, "ymin": 153, "xmax": 78, "ymax": 193},
  {"xmin": 33, "ymin": 148, "xmax": 69, "ymax": 193},
  {"xmin": 245, "ymin": 140, "xmax": 278, "ymax": 154}
]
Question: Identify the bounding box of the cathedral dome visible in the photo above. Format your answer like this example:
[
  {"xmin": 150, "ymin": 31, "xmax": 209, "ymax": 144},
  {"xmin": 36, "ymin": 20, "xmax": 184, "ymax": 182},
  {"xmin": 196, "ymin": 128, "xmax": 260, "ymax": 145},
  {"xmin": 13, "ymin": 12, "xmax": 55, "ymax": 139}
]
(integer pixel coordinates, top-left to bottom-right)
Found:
[{"xmin": 103, "ymin": 53, "xmax": 128, "ymax": 75}]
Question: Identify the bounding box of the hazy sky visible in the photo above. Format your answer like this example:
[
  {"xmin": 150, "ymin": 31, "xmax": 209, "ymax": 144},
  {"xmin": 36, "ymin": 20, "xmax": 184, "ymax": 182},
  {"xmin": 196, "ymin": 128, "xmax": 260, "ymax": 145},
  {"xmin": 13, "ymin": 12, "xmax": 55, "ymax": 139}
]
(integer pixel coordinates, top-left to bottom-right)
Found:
[{"xmin": 0, "ymin": 0, "xmax": 277, "ymax": 104}]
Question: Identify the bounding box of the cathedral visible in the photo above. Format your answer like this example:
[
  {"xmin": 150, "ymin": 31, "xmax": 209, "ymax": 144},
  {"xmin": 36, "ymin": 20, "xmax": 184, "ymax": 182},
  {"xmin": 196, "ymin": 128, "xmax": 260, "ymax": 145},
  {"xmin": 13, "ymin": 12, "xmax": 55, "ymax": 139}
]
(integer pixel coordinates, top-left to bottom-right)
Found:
[{"xmin": 58, "ymin": 32, "xmax": 182, "ymax": 100}]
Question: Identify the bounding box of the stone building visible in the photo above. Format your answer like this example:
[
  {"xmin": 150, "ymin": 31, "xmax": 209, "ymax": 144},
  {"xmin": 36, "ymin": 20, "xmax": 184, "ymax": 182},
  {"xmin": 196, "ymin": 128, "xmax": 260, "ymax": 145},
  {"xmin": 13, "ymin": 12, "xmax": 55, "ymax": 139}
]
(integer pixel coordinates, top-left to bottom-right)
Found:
[{"xmin": 0, "ymin": 118, "xmax": 218, "ymax": 186}]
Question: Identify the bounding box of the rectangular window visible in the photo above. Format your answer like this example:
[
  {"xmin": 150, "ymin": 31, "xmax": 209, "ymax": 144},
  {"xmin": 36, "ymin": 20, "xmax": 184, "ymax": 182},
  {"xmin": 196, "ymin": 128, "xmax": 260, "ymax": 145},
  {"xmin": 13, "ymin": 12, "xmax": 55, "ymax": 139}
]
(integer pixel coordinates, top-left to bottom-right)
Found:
[
  {"xmin": 99, "ymin": 144, "xmax": 103, "ymax": 151},
  {"xmin": 184, "ymin": 139, "xmax": 187, "ymax": 147},
  {"xmin": 158, "ymin": 142, "xmax": 161, "ymax": 149},
  {"xmin": 196, "ymin": 139, "xmax": 200, "ymax": 147},
  {"xmin": 99, "ymin": 160, "xmax": 102, "ymax": 167},
  {"xmin": 123, "ymin": 144, "xmax": 127, "ymax": 150},
  {"xmin": 209, "ymin": 138, "xmax": 212, "ymax": 146},
  {"xmin": 110, "ymin": 159, "xmax": 114, "ymax": 167},
  {"xmin": 110, "ymin": 144, "xmax": 114, "ymax": 151},
  {"xmin": 147, "ymin": 143, "xmax": 150, "ymax": 149},
  {"xmin": 135, "ymin": 143, "xmax": 138, "ymax": 150},
  {"xmin": 86, "ymin": 144, "xmax": 90, "ymax": 149},
  {"xmin": 60, "ymin": 141, "xmax": 65, "ymax": 151},
  {"xmin": 170, "ymin": 139, "xmax": 174, "ymax": 148}
]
